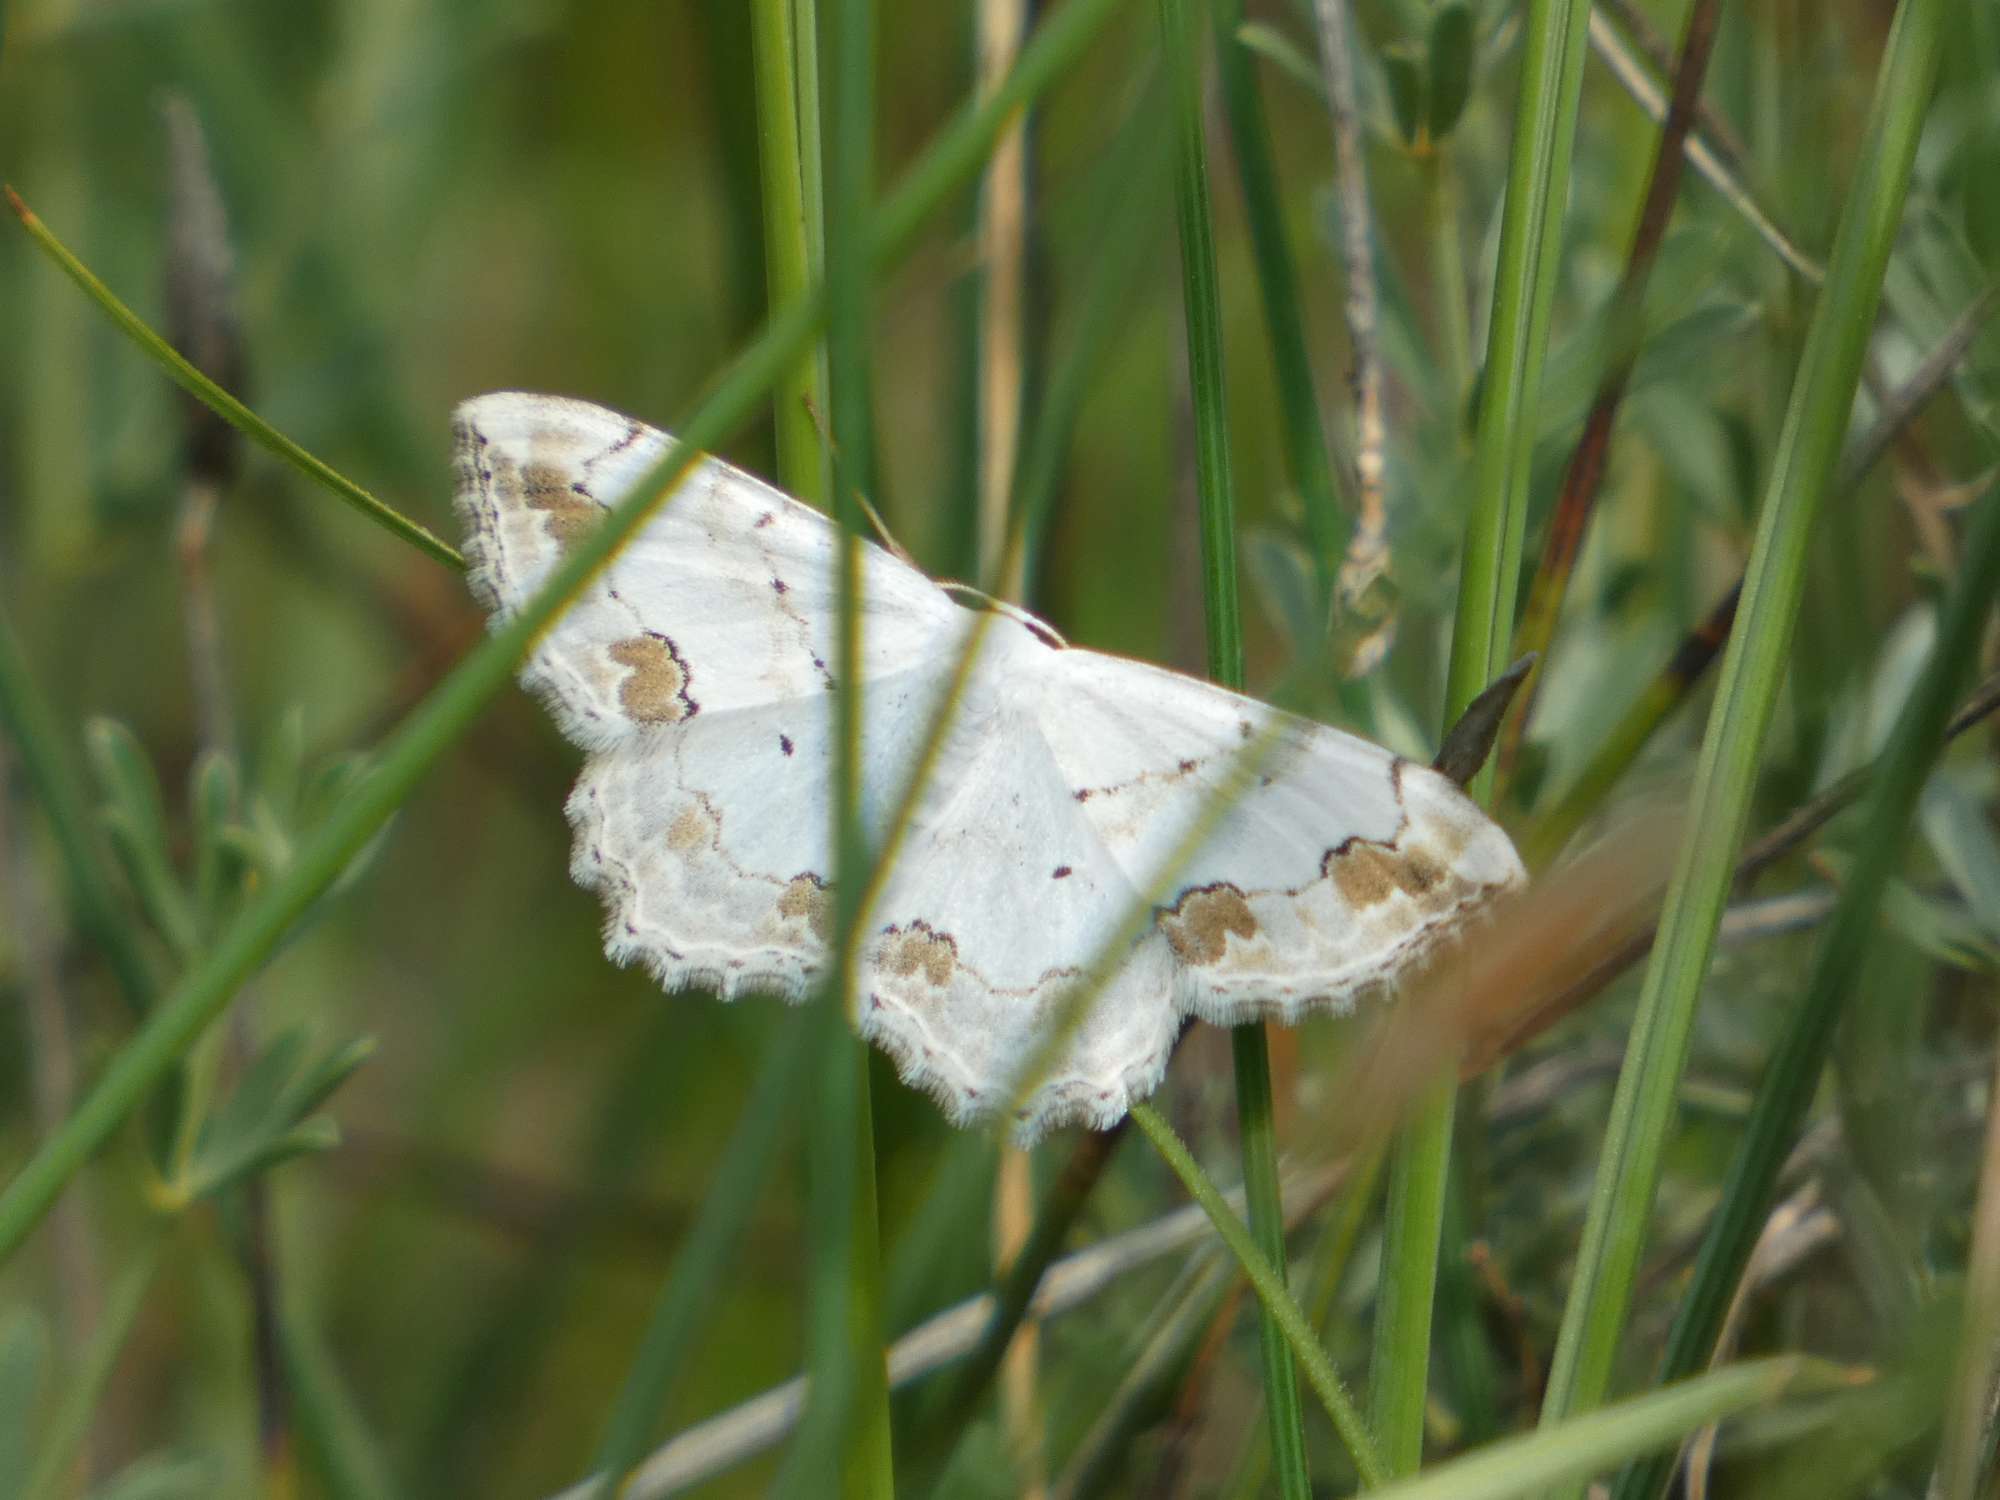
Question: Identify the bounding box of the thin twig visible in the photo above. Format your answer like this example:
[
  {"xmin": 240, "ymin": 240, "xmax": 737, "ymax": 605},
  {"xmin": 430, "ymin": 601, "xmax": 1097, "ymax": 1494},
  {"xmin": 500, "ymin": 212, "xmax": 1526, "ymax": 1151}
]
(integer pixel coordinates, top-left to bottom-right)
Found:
[
  {"xmin": 1586, "ymin": 9, "xmax": 1823, "ymax": 284},
  {"xmin": 977, "ymin": 0, "xmax": 1043, "ymax": 1482},
  {"xmin": 1312, "ymin": 0, "xmax": 1394, "ymax": 675},
  {"xmin": 1842, "ymin": 285, "xmax": 2000, "ymax": 489},
  {"xmin": 1682, "ymin": 1185, "xmax": 1841, "ymax": 1500},
  {"xmin": 1593, "ymin": 0, "xmax": 1750, "ymax": 167},
  {"xmin": 977, "ymin": 0, "xmax": 1032, "ymax": 602},
  {"xmin": 1525, "ymin": 288, "xmax": 2000, "ymax": 861},
  {"xmin": 1477, "ymin": 667, "xmax": 2000, "ymax": 1071},
  {"xmin": 1499, "ymin": 0, "xmax": 1723, "ymax": 777},
  {"xmin": 914, "ymin": 1123, "xmax": 1126, "ymax": 1478}
]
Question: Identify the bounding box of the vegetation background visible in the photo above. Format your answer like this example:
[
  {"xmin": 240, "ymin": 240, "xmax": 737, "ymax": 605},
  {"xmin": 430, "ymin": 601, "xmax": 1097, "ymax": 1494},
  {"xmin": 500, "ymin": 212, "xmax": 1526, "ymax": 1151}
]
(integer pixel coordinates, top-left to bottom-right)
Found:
[{"xmin": 1, "ymin": 0, "xmax": 1997, "ymax": 1496}]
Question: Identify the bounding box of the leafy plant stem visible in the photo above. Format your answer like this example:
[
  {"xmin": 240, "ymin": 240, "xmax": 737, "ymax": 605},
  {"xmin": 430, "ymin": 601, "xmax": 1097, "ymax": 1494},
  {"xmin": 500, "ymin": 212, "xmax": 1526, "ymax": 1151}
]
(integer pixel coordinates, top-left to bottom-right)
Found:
[
  {"xmin": 1538, "ymin": 0, "xmax": 1948, "ymax": 1466},
  {"xmin": 3, "ymin": 188, "xmax": 463, "ymax": 572},
  {"xmin": 0, "ymin": 0, "xmax": 1137, "ymax": 1268},
  {"xmin": 1159, "ymin": 0, "xmax": 1307, "ymax": 1491}
]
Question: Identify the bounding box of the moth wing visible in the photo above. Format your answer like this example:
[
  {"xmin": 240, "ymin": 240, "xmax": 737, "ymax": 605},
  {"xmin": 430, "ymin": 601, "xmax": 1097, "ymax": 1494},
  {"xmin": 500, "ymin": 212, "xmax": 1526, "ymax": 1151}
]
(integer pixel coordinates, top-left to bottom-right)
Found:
[
  {"xmin": 1034, "ymin": 648, "xmax": 1526, "ymax": 1023},
  {"xmin": 452, "ymin": 391, "xmax": 962, "ymax": 751}
]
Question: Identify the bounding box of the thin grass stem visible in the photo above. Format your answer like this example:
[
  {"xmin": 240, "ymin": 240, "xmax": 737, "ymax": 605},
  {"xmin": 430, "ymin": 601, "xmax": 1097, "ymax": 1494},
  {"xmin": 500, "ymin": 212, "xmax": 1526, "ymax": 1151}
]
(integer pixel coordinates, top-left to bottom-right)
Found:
[
  {"xmin": 1538, "ymin": 0, "xmax": 1949, "ymax": 1467},
  {"xmin": 584, "ymin": 1024, "xmax": 815, "ymax": 1497},
  {"xmin": 4, "ymin": 188, "xmax": 462, "ymax": 572},
  {"xmin": 1158, "ymin": 2, "xmax": 1308, "ymax": 1490},
  {"xmin": 1609, "ymin": 478, "xmax": 2000, "ymax": 1500},
  {"xmin": 1130, "ymin": 1102, "xmax": 1387, "ymax": 1488},
  {"xmin": 1211, "ymin": 0, "xmax": 1346, "ymax": 592},
  {"xmin": 1376, "ymin": 0, "xmax": 1593, "ymax": 1470}
]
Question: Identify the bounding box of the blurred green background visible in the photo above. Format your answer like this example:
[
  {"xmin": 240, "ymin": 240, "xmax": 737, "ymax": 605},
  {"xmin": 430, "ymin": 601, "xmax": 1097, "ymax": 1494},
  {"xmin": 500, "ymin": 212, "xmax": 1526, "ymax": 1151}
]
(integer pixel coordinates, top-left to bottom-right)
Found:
[{"xmin": 3, "ymin": 0, "xmax": 1999, "ymax": 1496}]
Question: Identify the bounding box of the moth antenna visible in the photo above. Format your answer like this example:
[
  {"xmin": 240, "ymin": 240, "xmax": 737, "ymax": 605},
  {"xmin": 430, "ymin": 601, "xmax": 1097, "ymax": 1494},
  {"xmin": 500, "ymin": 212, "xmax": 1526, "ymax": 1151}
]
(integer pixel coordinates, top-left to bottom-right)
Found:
[
  {"xmin": 935, "ymin": 583, "xmax": 1070, "ymax": 648},
  {"xmin": 800, "ymin": 393, "xmax": 921, "ymax": 568}
]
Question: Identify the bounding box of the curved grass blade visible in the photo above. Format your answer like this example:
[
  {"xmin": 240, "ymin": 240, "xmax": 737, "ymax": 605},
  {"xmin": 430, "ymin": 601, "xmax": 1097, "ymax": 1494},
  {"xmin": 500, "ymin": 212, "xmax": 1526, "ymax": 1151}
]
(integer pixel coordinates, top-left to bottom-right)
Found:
[
  {"xmin": 4, "ymin": 188, "xmax": 464, "ymax": 573},
  {"xmin": 1369, "ymin": 1358, "xmax": 1846, "ymax": 1500},
  {"xmin": 1130, "ymin": 1101, "xmax": 1387, "ymax": 1489}
]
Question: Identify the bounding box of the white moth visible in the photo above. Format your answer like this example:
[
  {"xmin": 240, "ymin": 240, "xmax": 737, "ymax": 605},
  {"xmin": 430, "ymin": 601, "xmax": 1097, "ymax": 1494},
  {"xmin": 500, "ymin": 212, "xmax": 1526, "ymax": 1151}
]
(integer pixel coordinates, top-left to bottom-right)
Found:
[{"xmin": 453, "ymin": 392, "xmax": 1525, "ymax": 1139}]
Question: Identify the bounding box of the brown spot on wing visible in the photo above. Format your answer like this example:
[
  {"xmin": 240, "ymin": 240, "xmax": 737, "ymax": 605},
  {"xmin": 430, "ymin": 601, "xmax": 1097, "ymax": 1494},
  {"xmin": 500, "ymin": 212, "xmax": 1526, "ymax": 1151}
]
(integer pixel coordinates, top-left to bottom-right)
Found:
[
  {"xmin": 1330, "ymin": 840, "xmax": 1462, "ymax": 911},
  {"xmin": 881, "ymin": 922, "xmax": 958, "ymax": 988},
  {"xmin": 666, "ymin": 804, "xmax": 715, "ymax": 852},
  {"xmin": 779, "ymin": 873, "xmax": 831, "ymax": 942},
  {"xmin": 1162, "ymin": 883, "xmax": 1258, "ymax": 966},
  {"xmin": 501, "ymin": 454, "xmax": 603, "ymax": 549},
  {"xmin": 610, "ymin": 634, "xmax": 698, "ymax": 724}
]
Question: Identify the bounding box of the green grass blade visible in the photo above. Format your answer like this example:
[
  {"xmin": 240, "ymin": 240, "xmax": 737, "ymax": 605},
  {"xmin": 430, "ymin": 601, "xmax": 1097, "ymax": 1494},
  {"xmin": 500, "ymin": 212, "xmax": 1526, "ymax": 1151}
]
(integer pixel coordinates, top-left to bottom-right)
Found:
[
  {"xmin": 1538, "ymin": 0, "xmax": 1949, "ymax": 1461},
  {"xmin": 753, "ymin": 0, "xmax": 832, "ymax": 512},
  {"xmin": 4, "ymin": 189, "xmax": 463, "ymax": 573},
  {"xmin": 784, "ymin": 0, "xmax": 895, "ymax": 1492},
  {"xmin": 1211, "ymin": 0, "xmax": 1346, "ymax": 590},
  {"xmin": 1612, "ymin": 478, "xmax": 2000, "ymax": 1500},
  {"xmin": 1131, "ymin": 1102, "xmax": 1387, "ymax": 1487},
  {"xmin": 280, "ymin": 1305, "xmax": 402, "ymax": 1500},
  {"xmin": 587, "ymin": 1023, "xmax": 814, "ymax": 1496},
  {"xmin": 1375, "ymin": 0, "xmax": 1593, "ymax": 1470},
  {"xmin": 1158, "ymin": 1, "xmax": 1307, "ymax": 1491},
  {"xmin": 909, "ymin": 1126, "xmax": 1124, "ymax": 1478},
  {"xmin": 1368, "ymin": 1359, "xmax": 1844, "ymax": 1500},
  {"xmin": 0, "ymin": 0, "xmax": 1134, "ymax": 1269}
]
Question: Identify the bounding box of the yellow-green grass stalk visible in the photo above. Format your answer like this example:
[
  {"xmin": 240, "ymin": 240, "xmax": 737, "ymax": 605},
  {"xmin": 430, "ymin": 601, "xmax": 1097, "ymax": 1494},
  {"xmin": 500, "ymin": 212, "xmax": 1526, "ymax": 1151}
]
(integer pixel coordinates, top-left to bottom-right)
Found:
[
  {"xmin": 1374, "ymin": 0, "xmax": 1593, "ymax": 1472},
  {"xmin": 1156, "ymin": 0, "xmax": 1310, "ymax": 1492},
  {"xmin": 783, "ymin": 0, "xmax": 896, "ymax": 1489},
  {"xmin": 1611, "ymin": 476, "xmax": 2000, "ymax": 1500},
  {"xmin": 1538, "ymin": 0, "xmax": 1949, "ymax": 1474}
]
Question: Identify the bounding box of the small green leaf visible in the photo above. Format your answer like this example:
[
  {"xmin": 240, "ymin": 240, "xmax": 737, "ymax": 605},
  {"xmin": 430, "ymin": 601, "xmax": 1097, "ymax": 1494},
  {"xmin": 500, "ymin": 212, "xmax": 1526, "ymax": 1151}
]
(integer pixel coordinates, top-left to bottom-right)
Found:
[
  {"xmin": 181, "ymin": 1030, "xmax": 372, "ymax": 1199},
  {"xmin": 1426, "ymin": 2, "xmax": 1475, "ymax": 139},
  {"xmin": 1233, "ymin": 21, "xmax": 1324, "ymax": 100},
  {"xmin": 188, "ymin": 750, "xmax": 241, "ymax": 943},
  {"xmin": 286, "ymin": 1035, "xmax": 377, "ymax": 1121},
  {"xmin": 259, "ymin": 705, "xmax": 308, "ymax": 829},
  {"xmin": 1382, "ymin": 46, "xmax": 1426, "ymax": 146},
  {"xmin": 1919, "ymin": 776, "xmax": 2000, "ymax": 937},
  {"xmin": 88, "ymin": 719, "xmax": 195, "ymax": 960}
]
